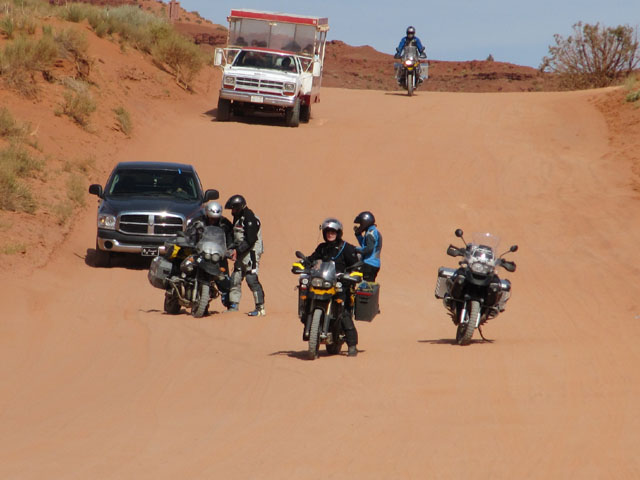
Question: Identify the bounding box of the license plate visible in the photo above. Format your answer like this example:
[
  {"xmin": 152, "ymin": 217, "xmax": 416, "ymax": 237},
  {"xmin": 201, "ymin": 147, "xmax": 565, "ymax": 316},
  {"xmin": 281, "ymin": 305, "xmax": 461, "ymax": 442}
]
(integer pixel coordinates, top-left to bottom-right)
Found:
[
  {"xmin": 250, "ymin": 95, "xmax": 264, "ymax": 103},
  {"xmin": 141, "ymin": 247, "xmax": 159, "ymax": 257}
]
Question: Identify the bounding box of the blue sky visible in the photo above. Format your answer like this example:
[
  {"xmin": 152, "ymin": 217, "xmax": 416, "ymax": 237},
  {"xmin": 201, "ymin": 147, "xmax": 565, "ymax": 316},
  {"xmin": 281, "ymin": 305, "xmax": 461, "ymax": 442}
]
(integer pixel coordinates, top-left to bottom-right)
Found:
[{"xmin": 178, "ymin": 0, "xmax": 639, "ymax": 68}]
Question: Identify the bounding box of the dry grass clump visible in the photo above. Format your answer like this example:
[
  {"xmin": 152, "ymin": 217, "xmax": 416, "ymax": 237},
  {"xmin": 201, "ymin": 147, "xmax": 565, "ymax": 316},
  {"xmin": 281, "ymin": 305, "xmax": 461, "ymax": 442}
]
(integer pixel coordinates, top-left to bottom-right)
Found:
[
  {"xmin": 113, "ymin": 106, "xmax": 132, "ymax": 136},
  {"xmin": 0, "ymin": 144, "xmax": 42, "ymax": 213},
  {"xmin": 0, "ymin": 33, "xmax": 58, "ymax": 96},
  {"xmin": 56, "ymin": 79, "xmax": 97, "ymax": 128}
]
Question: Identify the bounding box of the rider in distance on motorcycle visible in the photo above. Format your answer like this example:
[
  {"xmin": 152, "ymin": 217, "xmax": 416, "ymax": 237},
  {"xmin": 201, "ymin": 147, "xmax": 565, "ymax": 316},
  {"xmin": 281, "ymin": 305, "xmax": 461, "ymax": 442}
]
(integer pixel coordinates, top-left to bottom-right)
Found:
[
  {"xmin": 304, "ymin": 218, "xmax": 361, "ymax": 357},
  {"xmin": 395, "ymin": 26, "xmax": 426, "ymax": 59}
]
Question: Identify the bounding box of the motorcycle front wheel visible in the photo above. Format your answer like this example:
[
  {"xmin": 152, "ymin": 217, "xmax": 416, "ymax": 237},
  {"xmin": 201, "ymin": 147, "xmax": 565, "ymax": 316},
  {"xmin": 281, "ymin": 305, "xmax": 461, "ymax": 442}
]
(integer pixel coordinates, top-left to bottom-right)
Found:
[
  {"xmin": 326, "ymin": 319, "xmax": 344, "ymax": 355},
  {"xmin": 407, "ymin": 72, "xmax": 414, "ymax": 96},
  {"xmin": 308, "ymin": 308, "xmax": 323, "ymax": 360},
  {"xmin": 192, "ymin": 282, "xmax": 210, "ymax": 318},
  {"xmin": 456, "ymin": 300, "xmax": 479, "ymax": 345},
  {"xmin": 164, "ymin": 291, "xmax": 181, "ymax": 315}
]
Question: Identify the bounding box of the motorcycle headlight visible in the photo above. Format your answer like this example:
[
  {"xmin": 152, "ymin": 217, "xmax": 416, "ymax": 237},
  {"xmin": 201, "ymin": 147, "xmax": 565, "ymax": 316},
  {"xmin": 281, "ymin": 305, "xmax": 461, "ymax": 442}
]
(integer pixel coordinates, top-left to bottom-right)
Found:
[
  {"xmin": 405, "ymin": 60, "xmax": 414, "ymax": 66},
  {"xmin": 311, "ymin": 278, "xmax": 323, "ymax": 288},
  {"xmin": 180, "ymin": 256, "xmax": 195, "ymax": 274},
  {"xmin": 211, "ymin": 253, "xmax": 220, "ymax": 262},
  {"xmin": 223, "ymin": 75, "xmax": 236, "ymax": 87},
  {"xmin": 323, "ymin": 281, "xmax": 332, "ymax": 289},
  {"xmin": 204, "ymin": 253, "xmax": 211, "ymax": 260},
  {"xmin": 98, "ymin": 213, "xmax": 116, "ymax": 230},
  {"xmin": 470, "ymin": 261, "xmax": 492, "ymax": 275},
  {"xmin": 301, "ymin": 278, "xmax": 309, "ymax": 285}
]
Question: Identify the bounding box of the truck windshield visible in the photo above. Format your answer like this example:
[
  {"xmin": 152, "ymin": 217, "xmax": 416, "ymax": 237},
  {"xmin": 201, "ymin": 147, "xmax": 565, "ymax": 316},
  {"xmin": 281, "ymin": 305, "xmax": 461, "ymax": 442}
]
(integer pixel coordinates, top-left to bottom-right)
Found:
[
  {"xmin": 229, "ymin": 18, "xmax": 318, "ymax": 55},
  {"xmin": 233, "ymin": 51, "xmax": 298, "ymax": 73},
  {"xmin": 106, "ymin": 169, "xmax": 200, "ymax": 201}
]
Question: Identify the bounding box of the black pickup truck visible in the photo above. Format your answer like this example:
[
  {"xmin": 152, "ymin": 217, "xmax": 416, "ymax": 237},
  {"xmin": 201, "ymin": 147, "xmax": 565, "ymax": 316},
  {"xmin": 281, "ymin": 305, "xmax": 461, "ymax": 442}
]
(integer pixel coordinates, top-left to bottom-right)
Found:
[{"xmin": 88, "ymin": 161, "xmax": 219, "ymax": 267}]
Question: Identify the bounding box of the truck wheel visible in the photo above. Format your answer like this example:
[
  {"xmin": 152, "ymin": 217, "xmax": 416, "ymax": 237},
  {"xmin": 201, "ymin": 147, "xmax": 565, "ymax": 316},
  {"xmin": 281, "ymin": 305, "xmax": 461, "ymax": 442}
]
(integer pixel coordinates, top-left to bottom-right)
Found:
[
  {"xmin": 94, "ymin": 241, "xmax": 112, "ymax": 268},
  {"xmin": 285, "ymin": 99, "xmax": 300, "ymax": 127},
  {"xmin": 300, "ymin": 104, "xmax": 310, "ymax": 123},
  {"xmin": 217, "ymin": 98, "xmax": 231, "ymax": 121}
]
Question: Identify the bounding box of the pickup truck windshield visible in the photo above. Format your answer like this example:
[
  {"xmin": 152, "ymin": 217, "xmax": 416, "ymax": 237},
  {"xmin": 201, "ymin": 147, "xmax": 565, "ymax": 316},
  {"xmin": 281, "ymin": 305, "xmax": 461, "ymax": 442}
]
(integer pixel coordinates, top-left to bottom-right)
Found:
[
  {"xmin": 233, "ymin": 51, "xmax": 298, "ymax": 73},
  {"xmin": 107, "ymin": 169, "xmax": 200, "ymax": 201}
]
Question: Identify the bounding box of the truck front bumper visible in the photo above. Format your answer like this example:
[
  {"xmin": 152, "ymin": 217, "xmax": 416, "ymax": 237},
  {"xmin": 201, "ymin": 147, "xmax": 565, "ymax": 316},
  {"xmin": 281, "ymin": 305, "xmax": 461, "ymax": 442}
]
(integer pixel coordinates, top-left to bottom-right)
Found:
[
  {"xmin": 97, "ymin": 230, "xmax": 171, "ymax": 255},
  {"xmin": 219, "ymin": 89, "xmax": 297, "ymax": 108}
]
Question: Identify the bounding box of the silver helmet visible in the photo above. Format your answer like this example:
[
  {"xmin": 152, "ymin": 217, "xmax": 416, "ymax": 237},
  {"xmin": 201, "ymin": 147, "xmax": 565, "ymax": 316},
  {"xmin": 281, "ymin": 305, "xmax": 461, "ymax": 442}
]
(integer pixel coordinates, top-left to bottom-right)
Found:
[
  {"xmin": 205, "ymin": 201, "xmax": 223, "ymax": 219},
  {"xmin": 321, "ymin": 217, "xmax": 343, "ymax": 241}
]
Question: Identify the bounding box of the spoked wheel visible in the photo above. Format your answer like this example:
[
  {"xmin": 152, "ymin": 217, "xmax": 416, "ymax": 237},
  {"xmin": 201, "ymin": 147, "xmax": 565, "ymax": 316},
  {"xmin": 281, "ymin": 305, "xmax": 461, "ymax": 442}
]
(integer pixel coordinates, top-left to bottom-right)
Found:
[
  {"xmin": 164, "ymin": 291, "xmax": 181, "ymax": 315},
  {"xmin": 308, "ymin": 309, "xmax": 322, "ymax": 360},
  {"xmin": 192, "ymin": 283, "xmax": 210, "ymax": 318},
  {"xmin": 407, "ymin": 73, "xmax": 414, "ymax": 96},
  {"xmin": 456, "ymin": 300, "xmax": 479, "ymax": 345}
]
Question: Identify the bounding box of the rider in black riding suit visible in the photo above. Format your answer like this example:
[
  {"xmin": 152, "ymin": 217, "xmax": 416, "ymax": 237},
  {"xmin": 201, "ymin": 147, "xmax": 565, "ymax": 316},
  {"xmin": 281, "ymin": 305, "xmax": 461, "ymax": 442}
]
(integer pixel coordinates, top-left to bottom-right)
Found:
[{"xmin": 305, "ymin": 218, "xmax": 360, "ymax": 357}]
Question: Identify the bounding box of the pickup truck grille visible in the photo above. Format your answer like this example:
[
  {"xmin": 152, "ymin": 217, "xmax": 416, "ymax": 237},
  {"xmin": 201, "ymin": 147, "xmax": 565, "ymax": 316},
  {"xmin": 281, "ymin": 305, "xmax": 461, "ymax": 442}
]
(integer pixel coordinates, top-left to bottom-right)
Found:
[
  {"xmin": 235, "ymin": 76, "xmax": 284, "ymax": 95},
  {"xmin": 118, "ymin": 213, "xmax": 184, "ymax": 236}
]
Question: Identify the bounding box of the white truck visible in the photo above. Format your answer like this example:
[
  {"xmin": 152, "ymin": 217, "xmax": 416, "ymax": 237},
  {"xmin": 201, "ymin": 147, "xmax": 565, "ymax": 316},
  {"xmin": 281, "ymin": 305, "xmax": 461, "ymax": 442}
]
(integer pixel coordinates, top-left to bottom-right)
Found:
[{"xmin": 213, "ymin": 9, "xmax": 329, "ymax": 127}]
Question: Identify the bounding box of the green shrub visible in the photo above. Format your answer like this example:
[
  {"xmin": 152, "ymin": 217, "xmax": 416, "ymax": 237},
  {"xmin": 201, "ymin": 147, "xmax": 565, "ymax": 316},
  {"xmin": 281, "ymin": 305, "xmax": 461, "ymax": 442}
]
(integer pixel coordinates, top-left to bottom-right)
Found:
[
  {"xmin": 0, "ymin": 34, "xmax": 59, "ymax": 96},
  {"xmin": 626, "ymin": 89, "xmax": 640, "ymax": 103},
  {"xmin": 541, "ymin": 22, "xmax": 640, "ymax": 89},
  {"xmin": 66, "ymin": 173, "xmax": 85, "ymax": 206},
  {"xmin": 152, "ymin": 33, "xmax": 204, "ymax": 88},
  {"xmin": 0, "ymin": 144, "xmax": 42, "ymax": 178},
  {"xmin": 114, "ymin": 106, "xmax": 132, "ymax": 136},
  {"xmin": 0, "ymin": 16, "xmax": 16, "ymax": 39},
  {"xmin": 61, "ymin": 86, "xmax": 97, "ymax": 127}
]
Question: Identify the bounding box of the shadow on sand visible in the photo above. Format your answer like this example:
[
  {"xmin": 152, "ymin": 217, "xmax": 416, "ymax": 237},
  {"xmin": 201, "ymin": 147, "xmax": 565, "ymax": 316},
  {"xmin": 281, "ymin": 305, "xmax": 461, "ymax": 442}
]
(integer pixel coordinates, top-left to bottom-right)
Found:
[
  {"xmin": 203, "ymin": 108, "xmax": 289, "ymax": 127},
  {"xmin": 84, "ymin": 248, "xmax": 154, "ymax": 270}
]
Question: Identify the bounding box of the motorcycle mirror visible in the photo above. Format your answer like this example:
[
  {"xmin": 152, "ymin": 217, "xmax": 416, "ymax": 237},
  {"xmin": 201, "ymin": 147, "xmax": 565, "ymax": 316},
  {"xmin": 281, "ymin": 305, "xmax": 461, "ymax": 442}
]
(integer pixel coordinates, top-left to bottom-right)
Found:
[
  {"xmin": 455, "ymin": 229, "xmax": 463, "ymax": 238},
  {"xmin": 295, "ymin": 251, "xmax": 306, "ymax": 259},
  {"xmin": 510, "ymin": 245, "xmax": 519, "ymax": 252}
]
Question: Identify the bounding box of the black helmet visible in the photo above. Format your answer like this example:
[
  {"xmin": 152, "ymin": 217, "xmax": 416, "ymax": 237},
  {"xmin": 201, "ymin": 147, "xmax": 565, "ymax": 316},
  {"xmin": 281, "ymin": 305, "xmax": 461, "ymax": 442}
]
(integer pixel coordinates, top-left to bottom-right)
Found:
[
  {"xmin": 406, "ymin": 26, "xmax": 416, "ymax": 38},
  {"xmin": 225, "ymin": 194, "xmax": 246, "ymax": 210},
  {"xmin": 354, "ymin": 211, "xmax": 375, "ymax": 234},
  {"xmin": 321, "ymin": 217, "xmax": 343, "ymax": 242}
]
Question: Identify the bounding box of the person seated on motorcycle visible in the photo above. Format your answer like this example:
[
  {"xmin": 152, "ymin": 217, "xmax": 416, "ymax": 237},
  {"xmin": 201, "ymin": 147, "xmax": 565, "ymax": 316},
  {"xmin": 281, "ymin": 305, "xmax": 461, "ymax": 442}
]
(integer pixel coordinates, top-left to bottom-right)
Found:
[
  {"xmin": 395, "ymin": 26, "xmax": 426, "ymax": 59},
  {"xmin": 186, "ymin": 201, "xmax": 233, "ymax": 308},
  {"xmin": 304, "ymin": 218, "xmax": 360, "ymax": 357},
  {"xmin": 353, "ymin": 211, "xmax": 382, "ymax": 282}
]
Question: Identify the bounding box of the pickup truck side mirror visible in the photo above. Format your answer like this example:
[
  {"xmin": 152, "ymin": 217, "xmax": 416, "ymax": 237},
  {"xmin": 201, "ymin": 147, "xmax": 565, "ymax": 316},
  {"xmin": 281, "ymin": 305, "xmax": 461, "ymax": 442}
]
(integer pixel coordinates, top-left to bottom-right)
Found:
[
  {"xmin": 204, "ymin": 189, "xmax": 219, "ymax": 201},
  {"xmin": 88, "ymin": 184, "xmax": 103, "ymax": 198},
  {"xmin": 312, "ymin": 61, "xmax": 321, "ymax": 77},
  {"xmin": 214, "ymin": 48, "xmax": 223, "ymax": 67}
]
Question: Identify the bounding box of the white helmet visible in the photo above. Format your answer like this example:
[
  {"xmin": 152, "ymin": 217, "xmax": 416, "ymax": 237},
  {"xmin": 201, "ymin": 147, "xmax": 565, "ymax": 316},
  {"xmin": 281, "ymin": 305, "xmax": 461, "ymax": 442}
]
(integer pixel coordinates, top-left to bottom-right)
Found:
[
  {"xmin": 205, "ymin": 201, "xmax": 222, "ymax": 219},
  {"xmin": 321, "ymin": 217, "xmax": 343, "ymax": 241}
]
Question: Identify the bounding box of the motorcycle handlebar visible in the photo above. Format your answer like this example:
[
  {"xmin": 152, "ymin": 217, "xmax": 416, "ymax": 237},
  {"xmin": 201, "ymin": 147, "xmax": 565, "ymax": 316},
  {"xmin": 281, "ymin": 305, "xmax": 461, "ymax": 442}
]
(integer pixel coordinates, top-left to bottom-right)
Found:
[
  {"xmin": 500, "ymin": 260, "xmax": 517, "ymax": 272},
  {"xmin": 447, "ymin": 245, "xmax": 463, "ymax": 257}
]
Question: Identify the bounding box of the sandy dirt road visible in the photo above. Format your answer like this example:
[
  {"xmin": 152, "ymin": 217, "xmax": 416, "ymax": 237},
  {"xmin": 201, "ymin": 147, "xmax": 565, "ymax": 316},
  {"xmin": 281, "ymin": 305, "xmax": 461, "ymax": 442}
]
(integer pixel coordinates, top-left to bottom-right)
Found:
[{"xmin": 1, "ymin": 87, "xmax": 639, "ymax": 479}]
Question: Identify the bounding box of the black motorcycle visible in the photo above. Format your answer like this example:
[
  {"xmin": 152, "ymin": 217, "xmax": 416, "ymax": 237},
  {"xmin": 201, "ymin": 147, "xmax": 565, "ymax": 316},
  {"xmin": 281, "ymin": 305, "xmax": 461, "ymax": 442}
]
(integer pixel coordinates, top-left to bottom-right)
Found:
[
  {"xmin": 292, "ymin": 252, "xmax": 363, "ymax": 360},
  {"xmin": 149, "ymin": 225, "xmax": 229, "ymax": 317},
  {"xmin": 435, "ymin": 229, "xmax": 517, "ymax": 345}
]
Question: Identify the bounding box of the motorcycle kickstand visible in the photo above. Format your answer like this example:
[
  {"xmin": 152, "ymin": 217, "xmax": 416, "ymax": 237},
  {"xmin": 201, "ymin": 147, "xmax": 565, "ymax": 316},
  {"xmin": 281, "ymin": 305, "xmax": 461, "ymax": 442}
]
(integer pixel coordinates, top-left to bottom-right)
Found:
[{"xmin": 477, "ymin": 326, "xmax": 492, "ymax": 342}]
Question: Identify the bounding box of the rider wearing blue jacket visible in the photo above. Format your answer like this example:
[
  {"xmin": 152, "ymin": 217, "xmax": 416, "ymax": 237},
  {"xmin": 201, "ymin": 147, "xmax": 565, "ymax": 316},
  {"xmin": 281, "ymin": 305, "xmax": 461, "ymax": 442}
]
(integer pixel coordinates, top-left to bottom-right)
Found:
[
  {"xmin": 353, "ymin": 211, "xmax": 382, "ymax": 281},
  {"xmin": 395, "ymin": 26, "xmax": 426, "ymax": 58}
]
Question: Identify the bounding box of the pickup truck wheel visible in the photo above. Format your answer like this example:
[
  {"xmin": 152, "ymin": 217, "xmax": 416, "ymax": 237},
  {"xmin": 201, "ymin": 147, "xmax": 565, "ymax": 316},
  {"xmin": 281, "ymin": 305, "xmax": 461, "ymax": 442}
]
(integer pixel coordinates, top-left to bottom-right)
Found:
[
  {"xmin": 217, "ymin": 98, "xmax": 231, "ymax": 121},
  {"xmin": 300, "ymin": 104, "xmax": 310, "ymax": 123},
  {"xmin": 285, "ymin": 99, "xmax": 300, "ymax": 127},
  {"xmin": 94, "ymin": 242, "xmax": 112, "ymax": 268}
]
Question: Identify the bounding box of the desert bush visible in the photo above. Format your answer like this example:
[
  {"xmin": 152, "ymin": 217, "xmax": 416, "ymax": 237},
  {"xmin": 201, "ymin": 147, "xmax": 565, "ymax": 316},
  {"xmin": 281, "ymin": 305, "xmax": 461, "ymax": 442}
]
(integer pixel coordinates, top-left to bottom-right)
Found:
[
  {"xmin": 55, "ymin": 28, "xmax": 92, "ymax": 79},
  {"xmin": 1, "ymin": 242, "xmax": 27, "ymax": 255},
  {"xmin": 627, "ymin": 89, "xmax": 640, "ymax": 103},
  {"xmin": 0, "ymin": 16, "xmax": 15, "ymax": 39},
  {"xmin": 58, "ymin": 3, "xmax": 90, "ymax": 23},
  {"xmin": 113, "ymin": 106, "xmax": 132, "ymax": 136},
  {"xmin": 66, "ymin": 173, "xmax": 85, "ymax": 206},
  {"xmin": 0, "ymin": 33, "xmax": 58, "ymax": 96},
  {"xmin": 152, "ymin": 33, "xmax": 204, "ymax": 88},
  {"xmin": 0, "ymin": 107, "xmax": 26, "ymax": 140},
  {"xmin": 60, "ymin": 83, "xmax": 97, "ymax": 127},
  {"xmin": 0, "ymin": 145, "xmax": 41, "ymax": 213},
  {"xmin": 52, "ymin": 200, "xmax": 73, "ymax": 225},
  {"xmin": 541, "ymin": 22, "xmax": 640, "ymax": 89}
]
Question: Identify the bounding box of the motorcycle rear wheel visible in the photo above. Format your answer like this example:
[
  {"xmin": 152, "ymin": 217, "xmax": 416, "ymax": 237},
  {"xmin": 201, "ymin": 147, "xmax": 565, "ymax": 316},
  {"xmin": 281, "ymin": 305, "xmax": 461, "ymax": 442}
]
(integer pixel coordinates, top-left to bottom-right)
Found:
[
  {"xmin": 308, "ymin": 309, "xmax": 322, "ymax": 360},
  {"xmin": 192, "ymin": 283, "xmax": 210, "ymax": 318},
  {"xmin": 456, "ymin": 300, "xmax": 479, "ymax": 345}
]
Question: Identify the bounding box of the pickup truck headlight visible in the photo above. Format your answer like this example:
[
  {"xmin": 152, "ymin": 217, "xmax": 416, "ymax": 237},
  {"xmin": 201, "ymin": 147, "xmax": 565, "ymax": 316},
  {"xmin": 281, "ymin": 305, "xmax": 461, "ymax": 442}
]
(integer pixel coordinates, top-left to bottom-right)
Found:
[
  {"xmin": 283, "ymin": 82, "xmax": 296, "ymax": 95},
  {"xmin": 223, "ymin": 75, "xmax": 236, "ymax": 88},
  {"xmin": 98, "ymin": 213, "xmax": 116, "ymax": 230}
]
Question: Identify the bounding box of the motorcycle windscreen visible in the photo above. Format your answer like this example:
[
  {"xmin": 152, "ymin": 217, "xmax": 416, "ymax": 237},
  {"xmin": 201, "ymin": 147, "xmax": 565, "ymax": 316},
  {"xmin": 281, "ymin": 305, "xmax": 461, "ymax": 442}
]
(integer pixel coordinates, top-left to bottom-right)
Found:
[
  {"xmin": 197, "ymin": 226, "xmax": 227, "ymax": 256},
  {"xmin": 471, "ymin": 232, "xmax": 500, "ymax": 251},
  {"xmin": 310, "ymin": 260, "xmax": 338, "ymax": 283}
]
